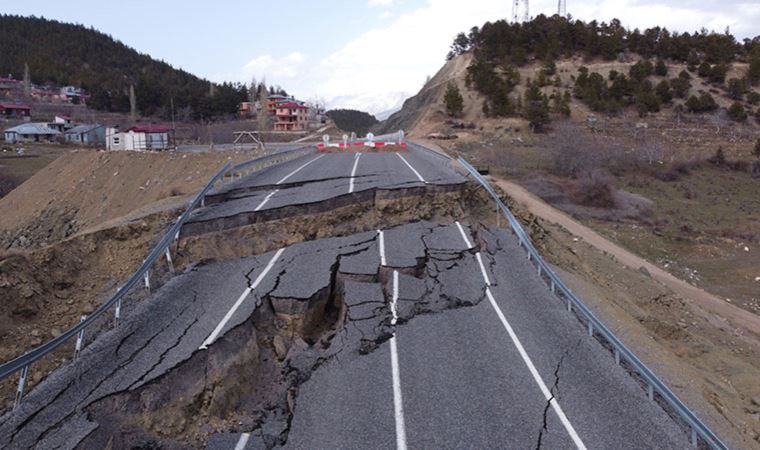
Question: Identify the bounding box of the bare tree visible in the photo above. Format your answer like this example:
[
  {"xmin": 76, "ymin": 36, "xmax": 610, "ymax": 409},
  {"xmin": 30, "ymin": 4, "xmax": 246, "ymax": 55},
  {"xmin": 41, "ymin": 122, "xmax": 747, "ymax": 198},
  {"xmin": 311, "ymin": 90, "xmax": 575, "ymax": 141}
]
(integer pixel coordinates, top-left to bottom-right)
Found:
[
  {"xmin": 129, "ymin": 84, "xmax": 137, "ymax": 122},
  {"xmin": 257, "ymin": 79, "xmax": 270, "ymax": 131},
  {"xmin": 23, "ymin": 63, "xmax": 30, "ymax": 97}
]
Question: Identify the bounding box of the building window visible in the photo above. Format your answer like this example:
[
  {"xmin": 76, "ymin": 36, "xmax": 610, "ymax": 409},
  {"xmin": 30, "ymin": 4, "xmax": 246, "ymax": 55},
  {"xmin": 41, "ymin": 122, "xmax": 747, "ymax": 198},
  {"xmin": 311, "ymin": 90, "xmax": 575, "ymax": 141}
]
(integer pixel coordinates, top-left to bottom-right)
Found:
[{"xmin": 113, "ymin": 137, "xmax": 120, "ymax": 144}]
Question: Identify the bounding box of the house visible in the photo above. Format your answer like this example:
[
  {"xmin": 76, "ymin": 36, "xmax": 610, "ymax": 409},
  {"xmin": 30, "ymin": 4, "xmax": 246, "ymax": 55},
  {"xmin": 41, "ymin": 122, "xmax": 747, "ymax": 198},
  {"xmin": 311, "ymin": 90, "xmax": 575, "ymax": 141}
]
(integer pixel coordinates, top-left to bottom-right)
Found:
[
  {"xmin": 4, "ymin": 123, "xmax": 61, "ymax": 143},
  {"xmin": 239, "ymin": 101, "xmax": 253, "ymax": 117},
  {"xmin": 48, "ymin": 116, "xmax": 74, "ymax": 132},
  {"xmin": 274, "ymin": 102, "xmax": 309, "ymax": 131},
  {"xmin": 106, "ymin": 125, "xmax": 173, "ymax": 151},
  {"xmin": 64, "ymin": 124, "xmax": 105, "ymax": 145},
  {"xmin": 0, "ymin": 78, "xmax": 23, "ymax": 99},
  {"xmin": 0, "ymin": 103, "xmax": 31, "ymax": 119},
  {"xmin": 60, "ymin": 86, "xmax": 85, "ymax": 104}
]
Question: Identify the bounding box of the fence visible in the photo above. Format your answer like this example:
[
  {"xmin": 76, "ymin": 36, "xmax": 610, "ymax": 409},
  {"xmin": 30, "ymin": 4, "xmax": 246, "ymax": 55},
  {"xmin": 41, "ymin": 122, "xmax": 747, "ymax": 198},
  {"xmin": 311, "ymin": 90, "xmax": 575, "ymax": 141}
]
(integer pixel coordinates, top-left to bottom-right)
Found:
[
  {"xmin": 458, "ymin": 157, "xmax": 727, "ymax": 450},
  {"xmin": 0, "ymin": 145, "xmax": 314, "ymax": 408}
]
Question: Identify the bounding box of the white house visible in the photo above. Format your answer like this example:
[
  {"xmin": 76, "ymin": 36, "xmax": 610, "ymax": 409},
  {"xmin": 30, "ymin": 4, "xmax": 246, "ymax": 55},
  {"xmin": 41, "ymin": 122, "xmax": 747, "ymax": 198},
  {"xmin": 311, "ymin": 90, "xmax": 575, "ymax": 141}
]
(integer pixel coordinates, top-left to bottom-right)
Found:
[{"xmin": 106, "ymin": 125, "xmax": 173, "ymax": 151}]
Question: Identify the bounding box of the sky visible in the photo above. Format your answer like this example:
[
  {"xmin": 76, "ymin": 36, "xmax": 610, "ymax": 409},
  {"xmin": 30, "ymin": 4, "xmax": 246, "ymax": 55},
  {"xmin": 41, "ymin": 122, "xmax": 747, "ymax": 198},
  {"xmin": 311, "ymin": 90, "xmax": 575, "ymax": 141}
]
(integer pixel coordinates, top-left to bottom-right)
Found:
[{"xmin": 3, "ymin": 1, "xmax": 760, "ymax": 116}]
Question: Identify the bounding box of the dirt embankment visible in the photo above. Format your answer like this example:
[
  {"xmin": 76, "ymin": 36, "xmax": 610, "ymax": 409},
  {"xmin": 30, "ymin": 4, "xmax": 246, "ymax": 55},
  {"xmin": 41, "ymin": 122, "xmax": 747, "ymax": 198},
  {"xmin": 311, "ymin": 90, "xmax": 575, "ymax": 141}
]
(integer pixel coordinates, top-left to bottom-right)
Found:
[{"xmin": 0, "ymin": 150, "xmax": 252, "ymax": 249}]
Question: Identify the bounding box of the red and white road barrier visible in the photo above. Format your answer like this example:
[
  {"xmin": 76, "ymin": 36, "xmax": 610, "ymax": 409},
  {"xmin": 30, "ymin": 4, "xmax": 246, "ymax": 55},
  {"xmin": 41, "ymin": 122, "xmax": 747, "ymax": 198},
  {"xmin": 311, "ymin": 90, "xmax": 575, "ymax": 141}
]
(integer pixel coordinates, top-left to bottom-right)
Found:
[{"xmin": 317, "ymin": 130, "xmax": 406, "ymax": 151}]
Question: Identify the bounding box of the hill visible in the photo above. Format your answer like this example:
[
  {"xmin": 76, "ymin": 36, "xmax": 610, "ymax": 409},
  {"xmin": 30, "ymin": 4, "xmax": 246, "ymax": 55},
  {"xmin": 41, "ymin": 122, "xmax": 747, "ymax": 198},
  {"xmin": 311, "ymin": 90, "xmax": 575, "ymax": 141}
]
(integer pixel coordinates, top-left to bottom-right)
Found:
[
  {"xmin": 326, "ymin": 109, "xmax": 378, "ymax": 135},
  {"xmin": 0, "ymin": 15, "xmax": 247, "ymax": 119}
]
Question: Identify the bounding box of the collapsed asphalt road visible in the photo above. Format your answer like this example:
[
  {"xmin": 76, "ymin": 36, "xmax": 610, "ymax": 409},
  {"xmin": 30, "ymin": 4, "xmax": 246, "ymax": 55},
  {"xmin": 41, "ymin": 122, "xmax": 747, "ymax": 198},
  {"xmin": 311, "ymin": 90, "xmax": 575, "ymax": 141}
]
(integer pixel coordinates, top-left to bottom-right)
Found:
[{"xmin": 0, "ymin": 145, "xmax": 693, "ymax": 449}]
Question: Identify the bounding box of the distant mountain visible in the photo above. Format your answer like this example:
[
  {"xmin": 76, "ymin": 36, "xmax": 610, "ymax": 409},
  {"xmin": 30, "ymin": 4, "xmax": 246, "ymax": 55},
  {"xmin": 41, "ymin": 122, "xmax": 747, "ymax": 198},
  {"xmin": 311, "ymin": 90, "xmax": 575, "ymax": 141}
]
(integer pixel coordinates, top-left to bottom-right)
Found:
[
  {"xmin": 326, "ymin": 109, "xmax": 378, "ymax": 135},
  {"xmin": 0, "ymin": 15, "xmax": 248, "ymax": 120}
]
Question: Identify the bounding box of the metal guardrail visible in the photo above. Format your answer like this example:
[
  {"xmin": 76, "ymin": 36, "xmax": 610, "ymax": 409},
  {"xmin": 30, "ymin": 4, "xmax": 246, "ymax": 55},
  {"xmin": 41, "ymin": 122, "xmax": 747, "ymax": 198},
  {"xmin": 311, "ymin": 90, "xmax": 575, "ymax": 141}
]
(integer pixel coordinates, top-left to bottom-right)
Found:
[
  {"xmin": 458, "ymin": 157, "xmax": 727, "ymax": 450},
  {"xmin": 0, "ymin": 145, "xmax": 315, "ymax": 409}
]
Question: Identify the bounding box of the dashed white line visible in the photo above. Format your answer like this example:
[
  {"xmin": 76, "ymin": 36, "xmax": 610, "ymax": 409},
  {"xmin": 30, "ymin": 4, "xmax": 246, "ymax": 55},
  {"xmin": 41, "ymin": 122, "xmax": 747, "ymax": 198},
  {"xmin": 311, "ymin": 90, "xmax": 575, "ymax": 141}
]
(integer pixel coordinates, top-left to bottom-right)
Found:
[
  {"xmin": 348, "ymin": 152, "xmax": 362, "ymax": 194},
  {"xmin": 199, "ymin": 248, "xmax": 285, "ymax": 350},
  {"xmin": 234, "ymin": 433, "xmax": 250, "ymax": 450},
  {"xmin": 254, "ymin": 189, "xmax": 279, "ymax": 212},
  {"xmin": 396, "ymin": 153, "xmax": 425, "ymax": 184},
  {"xmin": 378, "ymin": 229, "xmax": 387, "ymax": 266},
  {"xmin": 485, "ymin": 288, "xmax": 586, "ymax": 449},
  {"xmin": 455, "ymin": 221, "xmax": 473, "ymax": 248},
  {"xmin": 276, "ymin": 154, "xmax": 324, "ymax": 185},
  {"xmin": 455, "ymin": 225, "xmax": 586, "ymax": 449},
  {"xmin": 390, "ymin": 270, "xmax": 407, "ymax": 450}
]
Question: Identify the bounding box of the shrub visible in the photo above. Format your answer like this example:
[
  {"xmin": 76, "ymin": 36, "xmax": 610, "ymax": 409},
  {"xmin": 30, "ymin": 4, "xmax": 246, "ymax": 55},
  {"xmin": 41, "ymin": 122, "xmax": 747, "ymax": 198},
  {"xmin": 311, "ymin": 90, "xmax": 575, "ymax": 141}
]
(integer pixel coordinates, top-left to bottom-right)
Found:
[
  {"xmin": 708, "ymin": 147, "xmax": 726, "ymax": 166},
  {"xmin": 572, "ymin": 171, "xmax": 616, "ymax": 208},
  {"xmin": 727, "ymin": 101, "xmax": 747, "ymax": 122},
  {"xmin": 747, "ymin": 91, "xmax": 760, "ymax": 105}
]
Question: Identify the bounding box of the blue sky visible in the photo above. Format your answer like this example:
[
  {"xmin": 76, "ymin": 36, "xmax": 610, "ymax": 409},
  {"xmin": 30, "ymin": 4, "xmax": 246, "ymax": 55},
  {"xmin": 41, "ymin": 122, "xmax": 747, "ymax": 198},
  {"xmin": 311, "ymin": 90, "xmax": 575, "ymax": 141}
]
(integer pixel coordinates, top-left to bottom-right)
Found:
[{"xmin": 3, "ymin": 1, "xmax": 760, "ymax": 115}]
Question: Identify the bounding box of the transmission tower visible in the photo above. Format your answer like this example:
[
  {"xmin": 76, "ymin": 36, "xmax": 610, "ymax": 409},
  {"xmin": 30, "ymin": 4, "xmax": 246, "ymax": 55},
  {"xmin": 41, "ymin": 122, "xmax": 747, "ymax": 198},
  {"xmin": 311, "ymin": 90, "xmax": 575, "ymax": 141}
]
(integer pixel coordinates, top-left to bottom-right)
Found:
[
  {"xmin": 512, "ymin": 0, "xmax": 529, "ymax": 23},
  {"xmin": 558, "ymin": 0, "xmax": 566, "ymax": 16}
]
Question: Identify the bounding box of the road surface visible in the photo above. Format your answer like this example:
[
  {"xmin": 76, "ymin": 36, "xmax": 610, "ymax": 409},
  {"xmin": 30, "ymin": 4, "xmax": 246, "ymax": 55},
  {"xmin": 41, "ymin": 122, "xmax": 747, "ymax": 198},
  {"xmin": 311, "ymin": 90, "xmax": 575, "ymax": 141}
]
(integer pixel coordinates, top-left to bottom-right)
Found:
[{"xmin": 0, "ymin": 145, "xmax": 694, "ymax": 449}]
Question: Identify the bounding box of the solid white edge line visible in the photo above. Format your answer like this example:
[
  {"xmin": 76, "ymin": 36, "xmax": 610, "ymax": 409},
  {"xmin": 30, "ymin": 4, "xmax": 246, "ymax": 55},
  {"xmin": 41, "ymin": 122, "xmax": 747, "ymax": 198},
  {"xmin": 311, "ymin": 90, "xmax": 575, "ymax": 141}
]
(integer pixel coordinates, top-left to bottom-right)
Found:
[
  {"xmin": 455, "ymin": 221, "xmax": 474, "ymax": 248},
  {"xmin": 378, "ymin": 229, "xmax": 387, "ymax": 266},
  {"xmin": 199, "ymin": 248, "xmax": 285, "ymax": 350},
  {"xmin": 391, "ymin": 270, "xmax": 399, "ymax": 325},
  {"xmin": 254, "ymin": 189, "xmax": 279, "ymax": 212},
  {"xmin": 396, "ymin": 152, "xmax": 425, "ymax": 183},
  {"xmin": 475, "ymin": 252, "xmax": 491, "ymax": 286},
  {"xmin": 234, "ymin": 432, "xmax": 251, "ymax": 450},
  {"xmin": 485, "ymin": 287, "xmax": 586, "ymax": 449},
  {"xmin": 276, "ymin": 154, "xmax": 324, "ymax": 185},
  {"xmin": 349, "ymin": 152, "xmax": 362, "ymax": 193},
  {"xmin": 390, "ymin": 335, "xmax": 408, "ymax": 450}
]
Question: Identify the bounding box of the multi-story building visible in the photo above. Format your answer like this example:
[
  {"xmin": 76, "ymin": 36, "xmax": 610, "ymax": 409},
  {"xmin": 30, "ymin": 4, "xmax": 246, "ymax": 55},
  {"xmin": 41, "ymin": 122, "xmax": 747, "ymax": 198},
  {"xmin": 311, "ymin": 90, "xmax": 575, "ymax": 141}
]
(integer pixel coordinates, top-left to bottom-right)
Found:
[{"xmin": 274, "ymin": 102, "xmax": 309, "ymax": 131}]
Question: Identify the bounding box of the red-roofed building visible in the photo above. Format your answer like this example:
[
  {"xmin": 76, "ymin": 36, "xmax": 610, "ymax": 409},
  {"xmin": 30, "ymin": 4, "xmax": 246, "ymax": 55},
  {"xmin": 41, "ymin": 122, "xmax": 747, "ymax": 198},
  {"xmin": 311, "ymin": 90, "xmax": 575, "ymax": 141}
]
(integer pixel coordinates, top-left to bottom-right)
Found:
[
  {"xmin": 274, "ymin": 101, "xmax": 309, "ymax": 131},
  {"xmin": 0, "ymin": 103, "xmax": 31, "ymax": 119}
]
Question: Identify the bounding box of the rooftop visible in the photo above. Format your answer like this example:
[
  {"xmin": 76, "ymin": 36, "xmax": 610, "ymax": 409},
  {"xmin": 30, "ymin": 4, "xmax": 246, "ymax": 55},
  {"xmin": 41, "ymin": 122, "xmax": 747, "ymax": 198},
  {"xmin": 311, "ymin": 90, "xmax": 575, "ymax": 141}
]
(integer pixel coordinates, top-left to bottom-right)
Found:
[
  {"xmin": 65, "ymin": 124, "xmax": 103, "ymax": 134},
  {"xmin": 126, "ymin": 125, "xmax": 173, "ymax": 133},
  {"xmin": 4, "ymin": 123, "xmax": 61, "ymax": 135}
]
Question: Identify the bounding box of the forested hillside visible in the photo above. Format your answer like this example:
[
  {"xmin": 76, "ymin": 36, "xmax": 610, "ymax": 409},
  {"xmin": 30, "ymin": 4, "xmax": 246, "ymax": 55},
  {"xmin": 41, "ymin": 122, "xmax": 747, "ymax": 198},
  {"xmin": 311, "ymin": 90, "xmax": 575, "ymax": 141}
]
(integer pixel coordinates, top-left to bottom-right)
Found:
[
  {"xmin": 447, "ymin": 15, "xmax": 760, "ymax": 128},
  {"xmin": 326, "ymin": 109, "xmax": 378, "ymax": 135},
  {"xmin": 0, "ymin": 15, "xmax": 247, "ymax": 120}
]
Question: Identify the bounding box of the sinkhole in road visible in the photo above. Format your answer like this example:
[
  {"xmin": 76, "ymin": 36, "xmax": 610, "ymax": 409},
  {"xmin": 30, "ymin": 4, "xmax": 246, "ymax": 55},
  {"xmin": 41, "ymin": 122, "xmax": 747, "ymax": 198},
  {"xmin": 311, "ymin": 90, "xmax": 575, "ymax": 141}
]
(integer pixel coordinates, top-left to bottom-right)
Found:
[{"xmin": 79, "ymin": 223, "xmax": 500, "ymax": 449}]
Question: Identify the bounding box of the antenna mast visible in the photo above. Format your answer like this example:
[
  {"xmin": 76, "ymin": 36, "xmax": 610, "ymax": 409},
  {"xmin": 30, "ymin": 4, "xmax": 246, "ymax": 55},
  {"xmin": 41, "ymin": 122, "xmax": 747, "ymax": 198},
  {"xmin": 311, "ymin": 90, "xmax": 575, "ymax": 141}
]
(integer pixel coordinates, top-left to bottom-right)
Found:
[
  {"xmin": 558, "ymin": 0, "xmax": 566, "ymax": 16},
  {"xmin": 512, "ymin": 0, "xmax": 529, "ymax": 23}
]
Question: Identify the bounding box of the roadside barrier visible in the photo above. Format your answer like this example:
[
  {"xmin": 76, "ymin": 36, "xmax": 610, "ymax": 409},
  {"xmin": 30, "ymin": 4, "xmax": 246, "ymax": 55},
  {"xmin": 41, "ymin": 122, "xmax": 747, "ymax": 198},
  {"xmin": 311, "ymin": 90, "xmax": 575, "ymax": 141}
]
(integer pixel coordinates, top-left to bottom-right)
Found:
[
  {"xmin": 0, "ymin": 145, "xmax": 314, "ymax": 409},
  {"xmin": 459, "ymin": 157, "xmax": 727, "ymax": 450}
]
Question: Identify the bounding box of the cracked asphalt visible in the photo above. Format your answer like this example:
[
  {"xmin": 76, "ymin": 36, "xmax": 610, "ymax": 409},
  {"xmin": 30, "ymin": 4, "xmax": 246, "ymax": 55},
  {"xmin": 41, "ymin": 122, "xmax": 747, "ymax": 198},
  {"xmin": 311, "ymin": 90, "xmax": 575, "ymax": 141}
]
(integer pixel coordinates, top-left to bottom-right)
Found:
[{"xmin": 0, "ymin": 146, "xmax": 693, "ymax": 449}]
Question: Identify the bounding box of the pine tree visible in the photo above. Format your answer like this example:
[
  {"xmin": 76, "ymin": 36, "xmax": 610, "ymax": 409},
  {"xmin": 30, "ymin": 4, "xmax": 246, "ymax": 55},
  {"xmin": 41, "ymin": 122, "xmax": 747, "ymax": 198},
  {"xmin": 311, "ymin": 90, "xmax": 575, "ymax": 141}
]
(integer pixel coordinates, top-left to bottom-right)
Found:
[
  {"xmin": 258, "ymin": 81, "xmax": 270, "ymax": 131},
  {"xmin": 443, "ymin": 82, "xmax": 464, "ymax": 117},
  {"xmin": 523, "ymin": 81, "xmax": 550, "ymax": 132}
]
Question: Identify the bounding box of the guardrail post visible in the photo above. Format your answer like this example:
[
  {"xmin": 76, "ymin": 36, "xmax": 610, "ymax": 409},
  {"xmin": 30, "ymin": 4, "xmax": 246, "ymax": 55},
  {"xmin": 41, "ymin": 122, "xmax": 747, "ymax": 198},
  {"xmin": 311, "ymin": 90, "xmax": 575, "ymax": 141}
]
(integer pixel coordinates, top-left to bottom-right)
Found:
[
  {"xmin": 74, "ymin": 315, "xmax": 87, "ymax": 360},
  {"xmin": 114, "ymin": 287, "xmax": 122, "ymax": 326},
  {"xmin": 647, "ymin": 383, "xmax": 654, "ymax": 401},
  {"xmin": 550, "ymin": 280, "xmax": 555, "ymax": 294},
  {"xmin": 567, "ymin": 299, "xmax": 572, "ymax": 312},
  {"xmin": 496, "ymin": 201, "xmax": 500, "ymax": 228},
  {"xmin": 690, "ymin": 428, "xmax": 697, "ymax": 447},
  {"xmin": 201, "ymin": 196, "xmax": 205, "ymax": 207},
  {"xmin": 614, "ymin": 348, "xmax": 620, "ymax": 365},
  {"xmin": 143, "ymin": 267, "xmax": 150, "ymax": 291},
  {"xmin": 13, "ymin": 365, "xmax": 29, "ymax": 409},
  {"xmin": 537, "ymin": 265, "xmax": 542, "ymax": 276},
  {"xmin": 587, "ymin": 321, "xmax": 593, "ymax": 337},
  {"xmin": 165, "ymin": 247, "xmax": 175, "ymax": 274}
]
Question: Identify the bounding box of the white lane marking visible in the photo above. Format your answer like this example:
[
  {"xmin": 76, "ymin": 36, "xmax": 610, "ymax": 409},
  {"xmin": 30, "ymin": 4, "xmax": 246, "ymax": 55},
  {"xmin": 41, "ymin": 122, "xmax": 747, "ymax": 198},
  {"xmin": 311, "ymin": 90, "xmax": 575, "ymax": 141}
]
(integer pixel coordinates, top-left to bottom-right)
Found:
[
  {"xmin": 390, "ymin": 336, "xmax": 407, "ymax": 450},
  {"xmin": 485, "ymin": 288, "xmax": 586, "ymax": 450},
  {"xmin": 276, "ymin": 154, "xmax": 324, "ymax": 185},
  {"xmin": 391, "ymin": 270, "xmax": 400, "ymax": 325},
  {"xmin": 396, "ymin": 153, "xmax": 426, "ymax": 183},
  {"xmin": 254, "ymin": 189, "xmax": 279, "ymax": 212},
  {"xmin": 476, "ymin": 253, "xmax": 491, "ymax": 286},
  {"xmin": 199, "ymin": 248, "xmax": 285, "ymax": 350},
  {"xmin": 455, "ymin": 221, "xmax": 474, "ymax": 248},
  {"xmin": 378, "ymin": 230, "xmax": 387, "ymax": 266},
  {"xmin": 390, "ymin": 270, "xmax": 407, "ymax": 450},
  {"xmin": 234, "ymin": 433, "xmax": 250, "ymax": 450},
  {"xmin": 349, "ymin": 152, "xmax": 362, "ymax": 193}
]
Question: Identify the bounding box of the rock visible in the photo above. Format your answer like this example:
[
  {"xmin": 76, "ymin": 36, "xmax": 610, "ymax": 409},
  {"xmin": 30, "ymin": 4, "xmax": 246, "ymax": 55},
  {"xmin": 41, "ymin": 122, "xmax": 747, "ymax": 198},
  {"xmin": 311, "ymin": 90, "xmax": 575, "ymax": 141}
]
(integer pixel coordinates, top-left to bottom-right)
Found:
[
  {"xmin": 752, "ymin": 396, "xmax": 760, "ymax": 407},
  {"xmin": 31, "ymin": 329, "xmax": 40, "ymax": 337},
  {"xmin": 272, "ymin": 335, "xmax": 287, "ymax": 360},
  {"xmin": 51, "ymin": 328, "xmax": 61, "ymax": 338},
  {"xmin": 638, "ymin": 266, "xmax": 651, "ymax": 277}
]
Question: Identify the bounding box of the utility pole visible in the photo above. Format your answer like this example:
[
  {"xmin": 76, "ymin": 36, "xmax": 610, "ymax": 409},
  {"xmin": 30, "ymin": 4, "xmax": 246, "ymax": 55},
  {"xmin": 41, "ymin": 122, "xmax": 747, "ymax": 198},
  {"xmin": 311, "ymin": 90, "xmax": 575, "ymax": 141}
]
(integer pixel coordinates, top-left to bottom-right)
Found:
[{"xmin": 558, "ymin": 0, "xmax": 566, "ymax": 16}]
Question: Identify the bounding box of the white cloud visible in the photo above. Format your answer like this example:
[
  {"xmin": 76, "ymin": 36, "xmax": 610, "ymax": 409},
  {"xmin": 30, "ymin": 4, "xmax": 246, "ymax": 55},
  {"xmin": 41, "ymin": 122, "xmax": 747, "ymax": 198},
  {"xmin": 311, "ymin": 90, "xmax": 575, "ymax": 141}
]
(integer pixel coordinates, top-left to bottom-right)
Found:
[
  {"xmin": 380, "ymin": 11, "xmax": 393, "ymax": 19},
  {"xmin": 243, "ymin": 51, "xmax": 306, "ymax": 81},
  {"xmin": 368, "ymin": 0, "xmax": 395, "ymax": 7}
]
